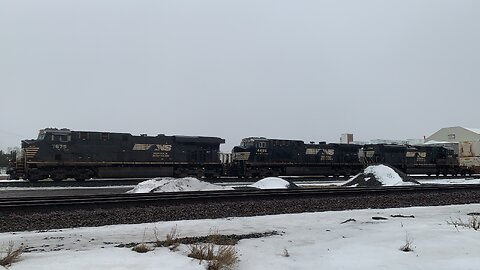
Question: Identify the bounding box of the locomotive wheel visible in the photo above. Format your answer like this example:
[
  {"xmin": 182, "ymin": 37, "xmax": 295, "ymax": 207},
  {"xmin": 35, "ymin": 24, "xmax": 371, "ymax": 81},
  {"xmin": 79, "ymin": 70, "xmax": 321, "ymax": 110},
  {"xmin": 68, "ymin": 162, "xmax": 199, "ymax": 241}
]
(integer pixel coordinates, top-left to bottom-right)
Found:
[
  {"xmin": 195, "ymin": 171, "xmax": 204, "ymax": 179},
  {"xmin": 27, "ymin": 169, "xmax": 43, "ymax": 182},
  {"xmin": 51, "ymin": 171, "xmax": 66, "ymax": 181},
  {"xmin": 74, "ymin": 169, "xmax": 93, "ymax": 181},
  {"xmin": 174, "ymin": 168, "xmax": 188, "ymax": 178},
  {"xmin": 27, "ymin": 175, "xmax": 41, "ymax": 182}
]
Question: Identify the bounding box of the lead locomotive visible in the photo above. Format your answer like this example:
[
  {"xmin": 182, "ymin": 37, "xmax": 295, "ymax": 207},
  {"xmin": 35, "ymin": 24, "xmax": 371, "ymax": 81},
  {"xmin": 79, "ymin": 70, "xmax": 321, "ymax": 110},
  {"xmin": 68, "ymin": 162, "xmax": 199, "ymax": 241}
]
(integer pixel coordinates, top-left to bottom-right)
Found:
[{"xmin": 7, "ymin": 128, "xmax": 225, "ymax": 181}]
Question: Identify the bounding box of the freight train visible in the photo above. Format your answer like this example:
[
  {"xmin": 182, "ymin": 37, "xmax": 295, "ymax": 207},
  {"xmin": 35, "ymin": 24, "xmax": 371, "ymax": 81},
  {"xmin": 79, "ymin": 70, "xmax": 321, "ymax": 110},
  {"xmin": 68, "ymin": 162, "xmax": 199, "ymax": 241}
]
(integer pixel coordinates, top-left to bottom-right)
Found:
[{"xmin": 6, "ymin": 128, "xmax": 477, "ymax": 181}]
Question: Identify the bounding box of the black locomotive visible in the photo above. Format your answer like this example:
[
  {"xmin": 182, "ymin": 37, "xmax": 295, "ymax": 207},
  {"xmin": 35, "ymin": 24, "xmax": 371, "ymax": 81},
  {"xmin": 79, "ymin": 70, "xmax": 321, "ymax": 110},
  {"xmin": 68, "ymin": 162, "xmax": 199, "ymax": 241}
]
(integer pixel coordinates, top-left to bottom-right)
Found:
[
  {"xmin": 229, "ymin": 137, "xmax": 364, "ymax": 177},
  {"xmin": 7, "ymin": 128, "xmax": 225, "ymax": 181},
  {"xmin": 359, "ymin": 144, "xmax": 462, "ymax": 175},
  {"xmin": 7, "ymin": 128, "xmax": 475, "ymax": 182}
]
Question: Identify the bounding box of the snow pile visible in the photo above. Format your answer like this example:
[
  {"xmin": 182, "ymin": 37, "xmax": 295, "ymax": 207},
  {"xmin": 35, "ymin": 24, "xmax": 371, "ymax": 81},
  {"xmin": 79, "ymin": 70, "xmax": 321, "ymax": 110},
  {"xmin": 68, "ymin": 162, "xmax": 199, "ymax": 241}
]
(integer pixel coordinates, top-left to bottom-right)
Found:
[
  {"xmin": 249, "ymin": 177, "xmax": 299, "ymax": 189},
  {"xmin": 127, "ymin": 177, "xmax": 234, "ymax": 193},
  {"xmin": 344, "ymin": 164, "xmax": 420, "ymax": 187}
]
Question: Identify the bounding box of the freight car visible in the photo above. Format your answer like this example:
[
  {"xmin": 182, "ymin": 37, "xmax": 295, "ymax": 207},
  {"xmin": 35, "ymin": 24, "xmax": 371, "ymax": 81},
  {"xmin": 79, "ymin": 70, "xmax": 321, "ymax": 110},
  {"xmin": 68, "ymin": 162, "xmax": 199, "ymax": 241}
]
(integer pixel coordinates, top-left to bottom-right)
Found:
[
  {"xmin": 359, "ymin": 144, "xmax": 470, "ymax": 175},
  {"xmin": 7, "ymin": 128, "xmax": 225, "ymax": 181},
  {"xmin": 229, "ymin": 137, "xmax": 364, "ymax": 177}
]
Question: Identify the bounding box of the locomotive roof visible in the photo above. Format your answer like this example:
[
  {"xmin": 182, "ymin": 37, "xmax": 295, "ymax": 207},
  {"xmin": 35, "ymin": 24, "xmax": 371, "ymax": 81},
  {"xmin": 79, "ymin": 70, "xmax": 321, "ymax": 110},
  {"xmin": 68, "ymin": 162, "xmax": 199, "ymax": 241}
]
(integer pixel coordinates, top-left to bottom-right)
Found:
[
  {"xmin": 241, "ymin": 137, "xmax": 304, "ymax": 143},
  {"xmin": 174, "ymin": 136, "xmax": 225, "ymax": 144},
  {"xmin": 40, "ymin": 128, "xmax": 224, "ymax": 143}
]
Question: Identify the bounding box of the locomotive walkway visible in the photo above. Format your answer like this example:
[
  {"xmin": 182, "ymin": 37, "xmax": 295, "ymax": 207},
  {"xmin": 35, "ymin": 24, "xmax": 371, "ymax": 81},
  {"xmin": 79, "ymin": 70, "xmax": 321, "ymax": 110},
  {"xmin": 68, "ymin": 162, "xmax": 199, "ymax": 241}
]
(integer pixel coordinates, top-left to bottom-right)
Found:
[{"xmin": 1, "ymin": 185, "xmax": 480, "ymax": 232}]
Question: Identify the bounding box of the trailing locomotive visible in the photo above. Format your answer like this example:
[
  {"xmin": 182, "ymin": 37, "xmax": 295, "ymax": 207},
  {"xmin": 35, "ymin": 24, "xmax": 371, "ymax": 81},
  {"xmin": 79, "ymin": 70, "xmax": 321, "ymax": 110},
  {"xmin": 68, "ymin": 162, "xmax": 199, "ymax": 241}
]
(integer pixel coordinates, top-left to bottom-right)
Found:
[
  {"xmin": 229, "ymin": 137, "xmax": 473, "ymax": 178},
  {"xmin": 7, "ymin": 128, "xmax": 225, "ymax": 181},
  {"xmin": 229, "ymin": 137, "xmax": 364, "ymax": 177},
  {"xmin": 359, "ymin": 144, "xmax": 464, "ymax": 175}
]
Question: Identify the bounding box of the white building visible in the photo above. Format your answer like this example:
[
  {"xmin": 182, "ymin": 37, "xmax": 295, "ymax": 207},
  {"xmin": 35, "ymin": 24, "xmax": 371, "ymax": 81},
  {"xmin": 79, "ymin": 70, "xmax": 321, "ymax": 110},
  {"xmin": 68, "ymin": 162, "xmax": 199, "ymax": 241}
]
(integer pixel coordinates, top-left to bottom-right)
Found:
[
  {"xmin": 425, "ymin": 127, "xmax": 480, "ymax": 171},
  {"xmin": 426, "ymin": 127, "xmax": 480, "ymax": 143},
  {"xmin": 340, "ymin": 133, "xmax": 353, "ymax": 144}
]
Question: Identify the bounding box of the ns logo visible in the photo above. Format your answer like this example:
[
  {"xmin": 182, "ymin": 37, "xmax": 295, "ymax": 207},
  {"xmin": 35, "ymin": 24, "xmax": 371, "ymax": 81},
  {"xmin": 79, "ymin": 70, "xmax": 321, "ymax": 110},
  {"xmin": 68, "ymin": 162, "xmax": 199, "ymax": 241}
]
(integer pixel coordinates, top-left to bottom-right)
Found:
[{"xmin": 133, "ymin": 144, "xmax": 172, "ymax": 152}]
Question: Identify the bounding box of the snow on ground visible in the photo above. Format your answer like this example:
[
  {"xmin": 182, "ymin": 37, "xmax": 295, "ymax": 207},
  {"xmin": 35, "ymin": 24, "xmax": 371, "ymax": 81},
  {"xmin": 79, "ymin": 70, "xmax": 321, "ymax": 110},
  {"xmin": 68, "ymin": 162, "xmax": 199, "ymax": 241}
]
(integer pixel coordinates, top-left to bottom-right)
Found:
[
  {"xmin": 2, "ymin": 204, "xmax": 480, "ymax": 269},
  {"xmin": 127, "ymin": 177, "xmax": 234, "ymax": 193},
  {"xmin": 249, "ymin": 177, "xmax": 296, "ymax": 189}
]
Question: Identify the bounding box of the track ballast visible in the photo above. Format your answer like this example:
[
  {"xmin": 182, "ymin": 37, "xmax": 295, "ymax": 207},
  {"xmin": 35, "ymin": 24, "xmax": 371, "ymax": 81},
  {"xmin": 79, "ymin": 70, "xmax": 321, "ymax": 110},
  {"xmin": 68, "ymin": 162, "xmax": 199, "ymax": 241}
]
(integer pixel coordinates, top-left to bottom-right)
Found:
[{"xmin": 2, "ymin": 184, "xmax": 480, "ymax": 232}]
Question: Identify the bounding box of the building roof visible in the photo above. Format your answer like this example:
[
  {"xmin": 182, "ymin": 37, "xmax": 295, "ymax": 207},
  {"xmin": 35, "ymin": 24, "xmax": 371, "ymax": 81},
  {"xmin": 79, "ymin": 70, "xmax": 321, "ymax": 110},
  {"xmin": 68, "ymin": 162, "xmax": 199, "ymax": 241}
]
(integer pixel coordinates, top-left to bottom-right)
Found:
[{"xmin": 465, "ymin": 128, "xmax": 480, "ymax": 134}]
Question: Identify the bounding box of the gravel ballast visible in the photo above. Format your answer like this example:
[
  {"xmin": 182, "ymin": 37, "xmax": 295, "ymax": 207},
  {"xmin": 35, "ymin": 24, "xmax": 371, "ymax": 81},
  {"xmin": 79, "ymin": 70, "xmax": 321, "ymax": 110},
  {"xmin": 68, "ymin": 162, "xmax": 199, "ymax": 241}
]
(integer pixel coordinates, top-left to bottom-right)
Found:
[{"xmin": 2, "ymin": 189, "xmax": 480, "ymax": 232}]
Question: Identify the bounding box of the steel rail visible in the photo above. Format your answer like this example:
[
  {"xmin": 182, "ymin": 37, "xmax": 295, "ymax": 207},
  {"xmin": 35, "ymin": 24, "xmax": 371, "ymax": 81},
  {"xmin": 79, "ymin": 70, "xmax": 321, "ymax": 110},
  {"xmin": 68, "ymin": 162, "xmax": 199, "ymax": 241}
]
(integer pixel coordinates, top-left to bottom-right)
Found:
[
  {"xmin": 1, "ymin": 175, "xmax": 479, "ymax": 188},
  {"xmin": 2, "ymin": 184, "xmax": 480, "ymax": 210}
]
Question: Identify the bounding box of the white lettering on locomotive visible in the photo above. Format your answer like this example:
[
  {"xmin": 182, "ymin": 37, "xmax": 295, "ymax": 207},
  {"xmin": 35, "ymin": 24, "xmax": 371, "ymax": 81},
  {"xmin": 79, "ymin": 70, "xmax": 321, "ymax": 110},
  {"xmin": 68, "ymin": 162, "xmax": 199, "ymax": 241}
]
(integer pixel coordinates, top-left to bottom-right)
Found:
[
  {"xmin": 133, "ymin": 144, "xmax": 172, "ymax": 152},
  {"xmin": 157, "ymin": 144, "xmax": 172, "ymax": 151},
  {"xmin": 406, "ymin": 151, "xmax": 427, "ymax": 158},
  {"xmin": 322, "ymin": 149, "xmax": 335, "ymax": 156},
  {"xmin": 52, "ymin": 144, "xmax": 68, "ymax": 150}
]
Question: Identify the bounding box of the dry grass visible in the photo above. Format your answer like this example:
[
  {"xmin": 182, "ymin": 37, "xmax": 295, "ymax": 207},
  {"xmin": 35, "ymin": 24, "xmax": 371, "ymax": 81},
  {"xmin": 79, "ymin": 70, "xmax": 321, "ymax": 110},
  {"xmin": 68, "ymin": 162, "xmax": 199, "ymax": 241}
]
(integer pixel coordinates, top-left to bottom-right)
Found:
[
  {"xmin": 399, "ymin": 233, "xmax": 414, "ymax": 252},
  {"xmin": 282, "ymin": 248, "xmax": 290, "ymax": 257},
  {"xmin": 0, "ymin": 242, "xmax": 24, "ymax": 267},
  {"xmin": 207, "ymin": 245, "xmax": 238, "ymax": 270},
  {"xmin": 188, "ymin": 234, "xmax": 238, "ymax": 270},
  {"xmin": 189, "ymin": 243, "xmax": 216, "ymax": 261},
  {"xmin": 448, "ymin": 216, "xmax": 480, "ymax": 231},
  {"xmin": 132, "ymin": 243, "xmax": 152, "ymax": 253},
  {"xmin": 155, "ymin": 226, "xmax": 181, "ymax": 251}
]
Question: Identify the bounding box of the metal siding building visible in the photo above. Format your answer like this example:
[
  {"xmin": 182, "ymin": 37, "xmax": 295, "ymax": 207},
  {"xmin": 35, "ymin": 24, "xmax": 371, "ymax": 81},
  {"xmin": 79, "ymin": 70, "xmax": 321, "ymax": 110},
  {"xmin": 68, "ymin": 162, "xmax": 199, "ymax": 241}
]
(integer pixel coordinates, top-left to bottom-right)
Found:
[
  {"xmin": 426, "ymin": 127, "xmax": 480, "ymax": 143},
  {"xmin": 426, "ymin": 127, "xmax": 480, "ymax": 173}
]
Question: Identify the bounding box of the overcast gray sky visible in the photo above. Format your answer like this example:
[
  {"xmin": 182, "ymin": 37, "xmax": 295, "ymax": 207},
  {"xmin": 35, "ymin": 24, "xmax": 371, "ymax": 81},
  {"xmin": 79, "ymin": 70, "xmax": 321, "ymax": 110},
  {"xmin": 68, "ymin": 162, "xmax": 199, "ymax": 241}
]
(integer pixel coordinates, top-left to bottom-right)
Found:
[{"xmin": 1, "ymin": 0, "xmax": 479, "ymax": 151}]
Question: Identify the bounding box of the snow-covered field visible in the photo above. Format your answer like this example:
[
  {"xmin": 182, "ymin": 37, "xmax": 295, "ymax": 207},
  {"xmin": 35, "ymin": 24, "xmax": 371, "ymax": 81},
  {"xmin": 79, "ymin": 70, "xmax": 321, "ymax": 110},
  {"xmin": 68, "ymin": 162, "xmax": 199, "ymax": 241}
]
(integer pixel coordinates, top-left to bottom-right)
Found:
[{"xmin": 2, "ymin": 204, "xmax": 480, "ymax": 269}]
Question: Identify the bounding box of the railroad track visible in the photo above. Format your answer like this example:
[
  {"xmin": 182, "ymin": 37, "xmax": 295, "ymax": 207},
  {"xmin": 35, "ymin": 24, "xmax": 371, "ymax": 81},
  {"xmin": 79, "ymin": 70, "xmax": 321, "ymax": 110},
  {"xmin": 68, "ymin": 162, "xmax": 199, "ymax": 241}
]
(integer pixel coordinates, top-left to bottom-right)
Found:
[
  {"xmin": 1, "ymin": 184, "xmax": 479, "ymax": 207},
  {"xmin": 2, "ymin": 184, "xmax": 480, "ymax": 232},
  {"xmin": 1, "ymin": 175, "xmax": 479, "ymax": 188}
]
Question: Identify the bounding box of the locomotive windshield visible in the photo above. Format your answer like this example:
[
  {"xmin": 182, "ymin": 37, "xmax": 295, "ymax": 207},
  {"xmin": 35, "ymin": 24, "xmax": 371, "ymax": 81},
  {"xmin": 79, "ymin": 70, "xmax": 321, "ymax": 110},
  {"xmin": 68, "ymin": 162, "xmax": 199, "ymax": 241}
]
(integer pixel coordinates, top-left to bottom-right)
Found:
[
  {"xmin": 37, "ymin": 128, "xmax": 72, "ymax": 142},
  {"xmin": 240, "ymin": 138, "xmax": 256, "ymax": 148},
  {"xmin": 240, "ymin": 137, "xmax": 268, "ymax": 148},
  {"xmin": 37, "ymin": 131, "xmax": 46, "ymax": 140}
]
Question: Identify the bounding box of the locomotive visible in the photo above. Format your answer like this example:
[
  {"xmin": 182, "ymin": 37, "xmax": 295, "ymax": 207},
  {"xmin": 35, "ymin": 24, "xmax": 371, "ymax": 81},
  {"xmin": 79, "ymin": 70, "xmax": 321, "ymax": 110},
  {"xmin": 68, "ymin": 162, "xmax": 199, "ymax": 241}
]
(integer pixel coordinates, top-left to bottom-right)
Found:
[
  {"xmin": 7, "ymin": 128, "xmax": 475, "ymax": 181},
  {"xmin": 7, "ymin": 128, "xmax": 225, "ymax": 181},
  {"xmin": 229, "ymin": 137, "xmax": 364, "ymax": 177},
  {"xmin": 359, "ymin": 144, "xmax": 464, "ymax": 175}
]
